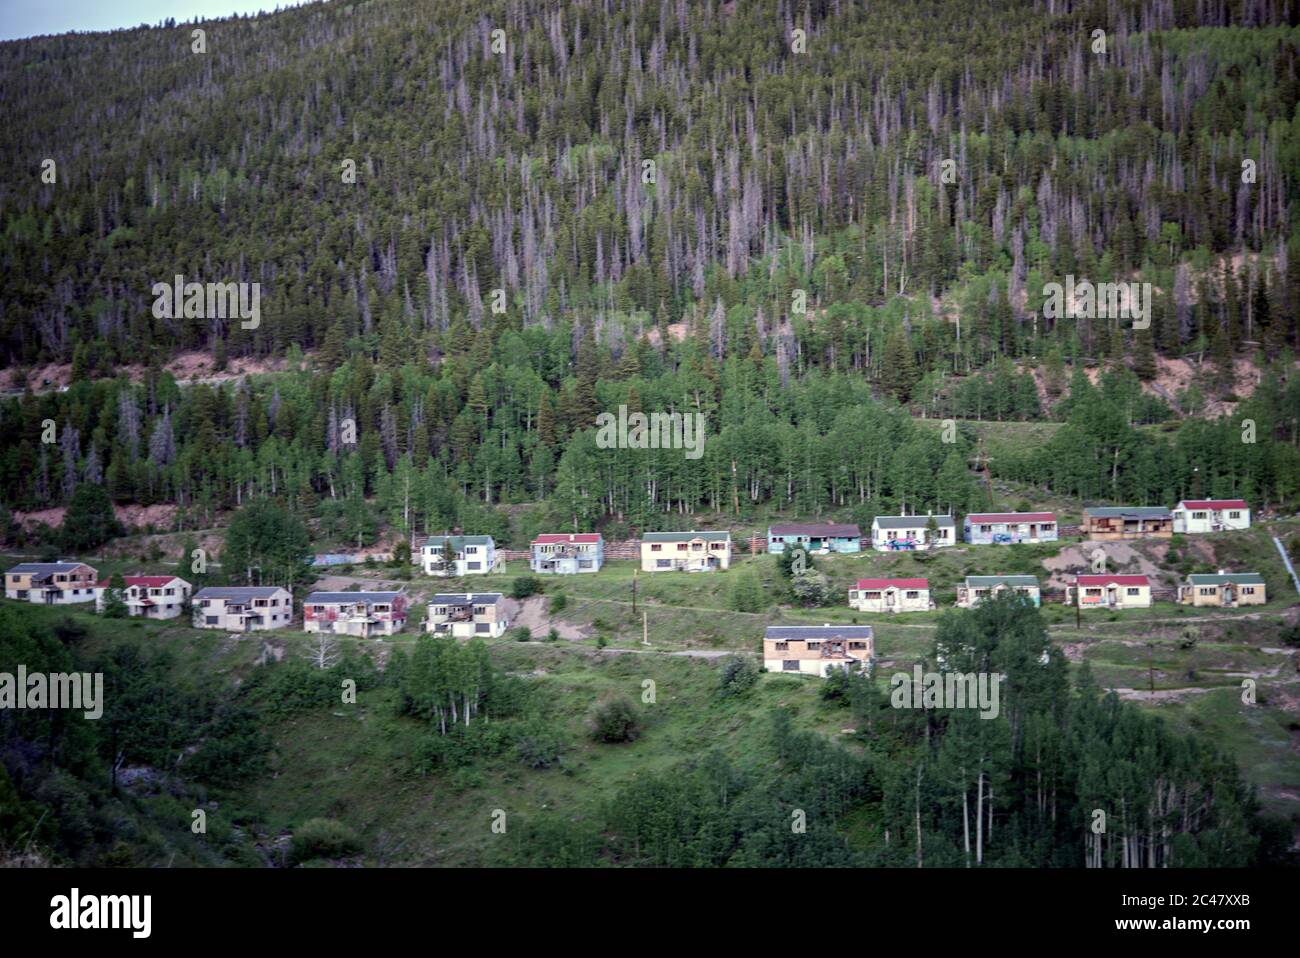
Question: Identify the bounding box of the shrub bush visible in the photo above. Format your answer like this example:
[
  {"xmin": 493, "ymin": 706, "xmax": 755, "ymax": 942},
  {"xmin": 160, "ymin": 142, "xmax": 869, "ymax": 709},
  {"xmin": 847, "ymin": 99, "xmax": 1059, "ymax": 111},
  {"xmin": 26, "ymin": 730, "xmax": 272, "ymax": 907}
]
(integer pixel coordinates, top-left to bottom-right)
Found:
[
  {"xmin": 510, "ymin": 576, "xmax": 542, "ymax": 599},
  {"xmin": 717, "ymin": 655, "xmax": 758, "ymax": 698},
  {"xmin": 290, "ymin": 818, "xmax": 362, "ymax": 865},
  {"xmin": 587, "ymin": 696, "xmax": 640, "ymax": 743}
]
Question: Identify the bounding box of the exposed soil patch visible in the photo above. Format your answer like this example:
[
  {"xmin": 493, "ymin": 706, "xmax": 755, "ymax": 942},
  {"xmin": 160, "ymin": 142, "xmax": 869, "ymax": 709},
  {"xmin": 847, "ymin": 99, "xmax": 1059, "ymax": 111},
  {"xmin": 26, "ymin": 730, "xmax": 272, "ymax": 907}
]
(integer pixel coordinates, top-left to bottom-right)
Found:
[
  {"xmin": 1041, "ymin": 541, "xmax": 1167, "ymax": 590},
  {"xmin": 6, "ymin": 350, "xmax": 310, "ymax": 394},
  {"xmin": 512, "ymin": 594, "xmax": 587, "ymax": 640}
]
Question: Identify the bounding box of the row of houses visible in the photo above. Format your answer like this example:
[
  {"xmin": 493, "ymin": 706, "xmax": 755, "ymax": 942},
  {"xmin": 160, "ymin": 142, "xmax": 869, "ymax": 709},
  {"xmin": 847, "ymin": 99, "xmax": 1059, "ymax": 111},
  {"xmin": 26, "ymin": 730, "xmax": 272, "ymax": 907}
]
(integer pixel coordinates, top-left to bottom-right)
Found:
[
  {"xmin": 845, "ymin": 571, "xmax": 1267, "ymax": 613},
  {"xmin": 771, "ymin": 499, "xmax": 1252, "ymax": 554},
  {"xmin": 2, "ymin": 563, "xmax": 510, "ymax": 638},
  {"xmin": 397, "ymin": 500, "xmax": 1257, "ymax": 581},
  {"xmin": 766, "ymin": 568, "xmax": 1267, "ymax": 677}
]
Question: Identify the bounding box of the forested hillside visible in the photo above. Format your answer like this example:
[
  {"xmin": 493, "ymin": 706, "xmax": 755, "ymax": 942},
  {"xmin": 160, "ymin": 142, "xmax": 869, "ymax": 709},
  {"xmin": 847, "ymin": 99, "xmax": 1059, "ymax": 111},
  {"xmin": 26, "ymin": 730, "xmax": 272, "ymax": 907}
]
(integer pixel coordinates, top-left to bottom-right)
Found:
[{"xmin": 1, "ymin": 0, "xmax": 1299, "ymax": 534}]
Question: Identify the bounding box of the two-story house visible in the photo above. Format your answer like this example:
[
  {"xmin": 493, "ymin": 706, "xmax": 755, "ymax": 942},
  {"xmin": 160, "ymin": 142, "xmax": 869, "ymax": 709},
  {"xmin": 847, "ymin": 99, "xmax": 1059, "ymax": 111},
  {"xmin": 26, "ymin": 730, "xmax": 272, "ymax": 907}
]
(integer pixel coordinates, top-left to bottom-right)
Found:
[
  {"xmin": 425, "ymin": 592, "xmax": 509, "ymax": 638},
  {"xmin": 963, "ymin": 512, "xmax": 1058, "ymax": 545},
  {"xmin": 531, "ymin": 534, "xmax": 604, "ymax": 574},
  {"xmin": 1171, "ymin": 500, "xmax": 1251, "ymax": 533},
  {"xmin": 640, "ymin": 531, "xmax": 731, "ymax": 571},
  {"xmin": 1178, "ymin": 572, "xmax": 1266, "ymax": 608},
  {"xmin": 1067, "ymin": 574, "xmax": 1152, "ymax": 610},
  {"xmin": 870, "ymin": 515, "xmax": 956, "ymax": 551},
  {"xmin": 763, "ymin": 624, "xmax": 874, "ymax": 677},
  {"xmin": 767, "ymin": 523, "xmax": 862, "ymax": 555},
  {"xmin": 1080, "ymin": 506, "xmax": 1173, "ymax": 539},
  {"xmin": 955, "ymin": 575, "xmax": 1041, "ymax": 608},
  {"xmin": 303, "ymin": 590, "xmax": 408, "ymax": 637},
  {"xmin": 5, "ymin": 562, "xmax": 98, "ymax": 604},
  {"xmin": 420, "ymin": 535, "xmax": 497, "ymax": 576},
  {"xmin": 848, "ymin": 578, "xmax": 933, "ymax": 614},
  {"xmin": 94, "ymin": 575, "xmax": 191, "ymax": 619},
  {"xmin": 192, "ymin": 586, "xmax": 293, "ymax": 631}
]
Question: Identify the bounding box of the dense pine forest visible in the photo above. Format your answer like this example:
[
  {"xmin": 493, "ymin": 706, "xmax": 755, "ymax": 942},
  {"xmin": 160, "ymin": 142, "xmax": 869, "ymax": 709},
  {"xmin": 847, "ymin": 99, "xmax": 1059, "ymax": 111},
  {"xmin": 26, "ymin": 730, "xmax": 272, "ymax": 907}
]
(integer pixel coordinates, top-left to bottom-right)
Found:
[{"xmin": 1, "ymin": 0, "xmax": 1299, "ymax": 535}]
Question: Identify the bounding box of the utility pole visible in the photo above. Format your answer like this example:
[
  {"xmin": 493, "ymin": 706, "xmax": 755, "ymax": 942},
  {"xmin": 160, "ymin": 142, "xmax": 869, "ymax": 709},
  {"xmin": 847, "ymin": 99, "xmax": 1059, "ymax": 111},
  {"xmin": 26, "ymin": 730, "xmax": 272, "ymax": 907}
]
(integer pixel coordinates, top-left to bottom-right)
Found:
[
  {"xmin": 632, "ymin": 569, "xmax": 637, "ymax": 615},
  {"xmin": 642, "ymin": 611, "xmax": 649, "ymax": 646}
]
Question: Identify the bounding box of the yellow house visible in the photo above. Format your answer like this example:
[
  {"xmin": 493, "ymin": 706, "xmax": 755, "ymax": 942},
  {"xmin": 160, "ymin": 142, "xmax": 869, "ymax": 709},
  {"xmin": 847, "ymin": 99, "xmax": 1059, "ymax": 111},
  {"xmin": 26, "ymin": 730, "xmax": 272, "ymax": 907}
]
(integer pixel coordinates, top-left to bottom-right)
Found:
[
  {"xmin": 640, "ymin": 531, "xmax": 731, "ymax": 571},
  {"xmin": 1067, "ymin": 574, "xmax": 1152, "ymax": 610},
  {"xmin": 1178, "ymin": 572, "xmax": 1266, "ymax": 608},
  {"xmin": 5, "ymin": 562, "xmax": 98, "ymax": 605}
]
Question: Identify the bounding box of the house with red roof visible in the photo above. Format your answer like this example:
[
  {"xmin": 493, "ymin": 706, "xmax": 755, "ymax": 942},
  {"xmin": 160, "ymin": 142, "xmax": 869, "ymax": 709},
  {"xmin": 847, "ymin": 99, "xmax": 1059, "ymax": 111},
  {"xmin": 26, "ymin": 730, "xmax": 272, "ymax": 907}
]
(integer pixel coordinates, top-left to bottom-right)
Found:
[
  {"xmin": 1067, "ymin": 574, "xmax": 1152, "ymax": 610},
  {"xmin": 530, "ymin": 533, "xmax": 604, "ymax": 574},
  {"xmin": 848, "ymin": 578, "xmax": 933, "ymax": 614},
  {"xmin": 94, "ymin": 574, "xmax": 192, "ymax": 619},
  {"xmin": 1171, "ymin": 499, "xmax": 1250, "ymax": 534},
  {"xmin": 963, "ymin": 511, "xmax": 1058, "ymax": 545}
]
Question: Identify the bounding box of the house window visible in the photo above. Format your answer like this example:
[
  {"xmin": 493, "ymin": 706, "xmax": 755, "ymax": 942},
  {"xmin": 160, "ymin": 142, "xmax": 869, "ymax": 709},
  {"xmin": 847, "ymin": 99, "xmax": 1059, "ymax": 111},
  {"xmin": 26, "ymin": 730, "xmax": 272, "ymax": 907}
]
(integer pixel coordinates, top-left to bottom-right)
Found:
[
  {"xmin": 205, "ymin": 616, "xmax": 218, "ymax": 624},
  {"xmin": 806, "ymin": 642, "xmax": 821, "ymax": 650},
  {"xmin": 1126, "ymin": 588, "xmax": 1140, "ymax": 596},
  {"xmin": 475, "ymin": 623, "xmax": 489, "ymax": 633},
  {"xmin": 782, "ymin": 660, "xmax": 799, "ymax": 671},
  {"xmin": 651, "ymin": 544, "xmax": 662, "ymax": 551},
  {"xmin": 691, "ymin": 543, "xmax": 702, "ymax": 550},
  {"xmin": 774, "ymin": 641, "xmax": 789, "ymax": 651},
  {"xmin": 1041, "ymin": 524, "xmax": 1055, "ymax": 532},
  {"xmin": 1199, "ymin": 587, "xmax": 1214, "ymax": 596},
  {"xmin": 468, "ymin": 562, "xmax": 481, "ymax": 570},
  {"xmin": 906, "ymin": 591, "xmax": 919, "ymax": 599},
  {"xmin": 1085, "ymin": 588, "xmax": 1102, "ymax": 596},
  {"xmin": 677, "ymin": 544, "xmax": 687, "ymax": 551},
  {"xmin": 979, "ymin": 525, "xmax": 992, "ymax": 533},
  {"xmin": 465, "ymin": 546, "xmax": 478, "ymax": 554},
  {"xmin": 1243, "ymin": 587, "xmax": 1255, "ymax": 595},
  {"xmin": 474, "ymin": 606, "xmax": 486, "ymax": 615},
  {"xmin": 657, "ymin": 560, "xmax": 670, "ymax": 568},
  {"xmin": 1192, "ymin": 511, "xmax": 1207, "ymax": 519},
  {"xmin": 579, "ymin": 560, "xmax": 593, "ymax": 569},
  {"xmin": 865, "ymin": 591, "xmax": 881, "ymax": 599},
  {"xmin": 849, "ymin": 642, "xmax": 867, "ymax": 650},
  {"xmin": 1228, "ymin": 511, "xmax": 1241, "ymax": 518}
]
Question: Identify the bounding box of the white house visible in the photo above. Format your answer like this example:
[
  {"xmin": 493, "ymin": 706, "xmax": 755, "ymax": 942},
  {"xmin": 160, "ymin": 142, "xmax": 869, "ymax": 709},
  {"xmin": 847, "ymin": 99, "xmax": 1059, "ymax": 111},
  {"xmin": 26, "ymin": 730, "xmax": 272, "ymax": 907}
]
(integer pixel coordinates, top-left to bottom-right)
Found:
[
  {"xmin": 193, "ymin": 586, "xmax": 293, "ymax": 632},
  {"xmin": 421, "ymin": 535, "xmax": 498, "ymax": 576},
  {"xmin": 426, "ymin": 592, "xmax": 509, "ymax": 638},
  {"xmin": 1171, "ymin": 500, "xmax": 1251, "ymax": 534},
  {"xmin": 870, "ymin": 515, "xmax": 955, "ymax": 552},
  {"xmin": 95, "ymin": 575, "xmax": 191, "ymax": 619},
  {"xmin": 848, "ymin": 578, "xmax": 933, "ymax": 613}
]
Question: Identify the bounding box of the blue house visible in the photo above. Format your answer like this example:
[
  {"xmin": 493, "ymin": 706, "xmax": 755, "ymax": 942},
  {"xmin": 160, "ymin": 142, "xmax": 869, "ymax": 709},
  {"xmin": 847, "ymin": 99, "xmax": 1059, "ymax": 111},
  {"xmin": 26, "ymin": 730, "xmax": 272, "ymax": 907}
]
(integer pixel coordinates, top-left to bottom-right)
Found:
[
  {"xmin": 963, "ymin": 512, "xmax": 1058, "ymax": 545},
  {"xmin": 767, "ymin": 523, "xmax": 862, "ymax": 555}
]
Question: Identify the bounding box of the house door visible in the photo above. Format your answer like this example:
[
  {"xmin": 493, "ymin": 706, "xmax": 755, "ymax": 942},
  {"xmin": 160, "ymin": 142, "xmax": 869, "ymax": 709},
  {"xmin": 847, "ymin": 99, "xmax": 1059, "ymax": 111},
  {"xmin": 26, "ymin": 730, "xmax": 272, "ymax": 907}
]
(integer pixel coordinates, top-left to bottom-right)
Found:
[
  {"xmin": 1223, "ymin": 585, "xmax": 1235, "ymax": 608},
  {"xmin": 1106, "ymin": 586, "xmax": 1118, "ymax": 607},
  {"xmin": 885, "ymin": 590, "xmax": 895, "ymax": 608}
]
